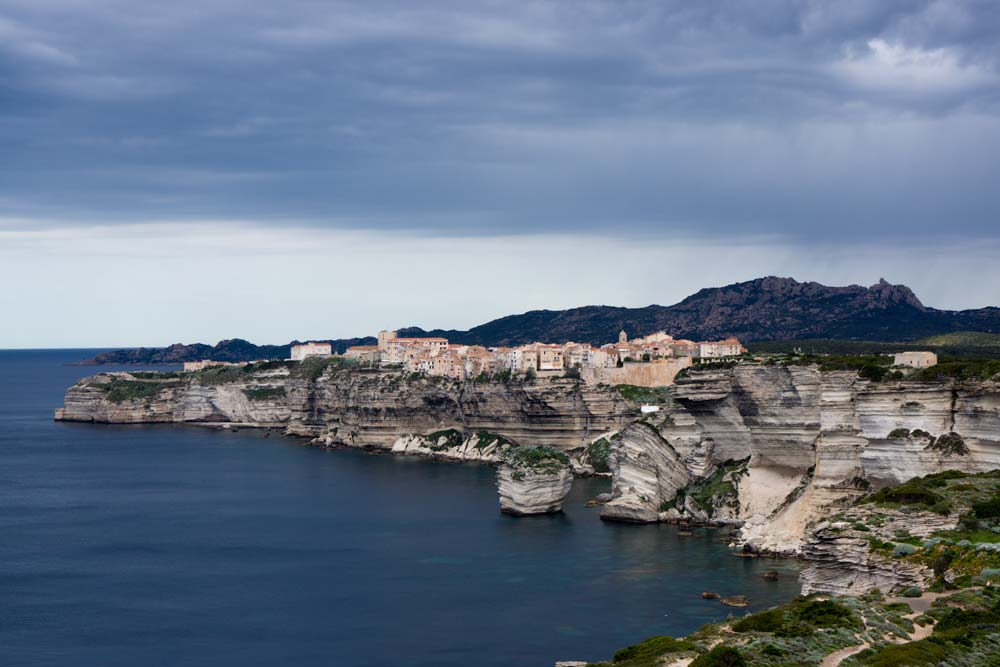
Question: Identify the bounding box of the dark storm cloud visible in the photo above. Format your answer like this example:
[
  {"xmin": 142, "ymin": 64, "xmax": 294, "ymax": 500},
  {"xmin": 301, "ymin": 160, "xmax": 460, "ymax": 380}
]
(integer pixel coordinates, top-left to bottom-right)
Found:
[{"xmin": 2, "ymin": 0, "xmax": 999, "ymax": 239}]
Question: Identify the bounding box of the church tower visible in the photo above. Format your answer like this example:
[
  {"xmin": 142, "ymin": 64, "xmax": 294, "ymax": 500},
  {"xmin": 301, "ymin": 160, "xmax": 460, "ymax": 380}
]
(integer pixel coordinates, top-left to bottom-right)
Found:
[{"xmin": 618, "ymin": 329, "xmax": 628, "ymax": 344}]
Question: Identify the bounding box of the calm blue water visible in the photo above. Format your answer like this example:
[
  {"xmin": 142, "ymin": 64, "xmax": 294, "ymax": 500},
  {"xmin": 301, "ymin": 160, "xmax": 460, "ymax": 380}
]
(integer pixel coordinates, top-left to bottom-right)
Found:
[{"xmin": 0, "ymin": 349, "xmax": 803, "ymax": 667}]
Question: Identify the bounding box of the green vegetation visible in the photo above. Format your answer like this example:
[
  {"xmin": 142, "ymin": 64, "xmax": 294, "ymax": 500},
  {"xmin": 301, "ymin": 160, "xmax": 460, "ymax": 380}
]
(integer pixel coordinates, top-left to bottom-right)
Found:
[
  {"xmin": 592, "ymin": 585, "xmax": 1000, "ymax": 667},
  {"xmin": 927, "ymin": 432, "xmax": 969, "ymax": 456},
  {"xmin": 423, "ymin": 429, "xmax": 465, "ymax": 451},
  {"xmin": 689, "ymin": 646, "xmax": 746, "ymax": 667},
  {"xmin": 862, "ymin": 477, "xmax": 950, "ymax": 514},
  {"xmin": 244, "ymin": 359, "xmax": 296, "ymax": 372},
  {"xmin": 242, "ymin": 386, "xmax": 286, "ymax": 401},
  {"xmin": 911, "ymin": 358, "xmax": 1000, "ymax": 382},
  {"xmin": 289, "ymin": 356, "xmax": 356, "ymax": 381},
  {"xmin": 731, "ymin": 599, "xmax": 859, "ymax": 638},
  {"xmin": 129, "ymin": 371, "xmax": 181, "ymax": 379},
  {"xmin": 608, "ymin": 636, "xmax": 695, "ymax": 666},
  {"xmin": 672, "ymin": 458, "xmax": 748, "ymax": 519},
  {"xmin": 473, "ymin": 431, "xmax": 513, "ymax": 451},
  {"xmin": 920, "ymin": 331, "xmax": 1000, "ymax": 351},
  {"xmin": 847, "ymin": 471, "xmax": 1000, "ymax": 585},
  {"xmin": 196, "ymin": 364, "xmax": 253, "ymax": 385},
  {"xmin": 859, "ymin": 638, "xmax": 950, "ymax": 666},
  {"xmin": 92, "ymin": 378, "xmax": 180, "ymax": 403},
  {"xmin": 731, "ymin": 609, "xmax": 785, "ymax": 633},
  {"xmin": 750, "ymin": 333, "xmax": 1000, "ymax": 359},
  {"xmin": 503, "ymin": 445, "xmax": 569, "ymax": 473},
  {"xmin": 615, "ymin": 384, "xmax": 673, "ymax": 404},
  {"xmin": 587, "ymin": 438, "xmax": 612, "ymax": 473}
]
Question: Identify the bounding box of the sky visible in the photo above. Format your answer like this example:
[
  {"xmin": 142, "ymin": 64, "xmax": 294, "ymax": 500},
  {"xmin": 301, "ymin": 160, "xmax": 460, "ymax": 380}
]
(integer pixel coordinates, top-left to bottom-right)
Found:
[{"xmin": 2, "ymin": 1, "xmax": 1000, "ymax": 348}]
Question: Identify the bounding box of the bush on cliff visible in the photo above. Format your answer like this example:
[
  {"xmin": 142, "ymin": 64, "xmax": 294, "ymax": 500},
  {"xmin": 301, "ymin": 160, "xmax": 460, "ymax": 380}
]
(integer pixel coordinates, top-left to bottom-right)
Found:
[
  {"xmin": 689, "ymin": 646, "xmax": 746, "ymax": 667},
  {"xmin": 863, "ymin": 479, "xmax": 947, "ymax": 513},
  {"xmin": 611, "ymin": 636, "xmax": 695, "ymax": 665},
  {"xmin": 242, "ymin": 386, "xmax": 286, "ymax": 401},
  {"xmin": 927, "ymin": 432, "xmax": 969, "ymax": 456},
  {"xmin": 503, "ymin": 446, "xmax": 569, "ymax": 474},
  {"xmin": 587, "ymin": 438, "xmax": 612, "ymax": 473}
]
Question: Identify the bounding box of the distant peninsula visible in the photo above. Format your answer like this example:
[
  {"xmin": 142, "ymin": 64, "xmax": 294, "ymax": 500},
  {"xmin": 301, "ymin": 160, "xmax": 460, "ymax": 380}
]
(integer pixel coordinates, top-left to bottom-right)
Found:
[{"xmin": 81, "ymin": 276, "xmax": 1000, "ymax": 365}]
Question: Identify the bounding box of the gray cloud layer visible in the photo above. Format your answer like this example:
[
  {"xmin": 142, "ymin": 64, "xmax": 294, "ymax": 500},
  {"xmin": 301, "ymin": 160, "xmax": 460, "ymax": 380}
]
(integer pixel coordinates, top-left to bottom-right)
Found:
[{"xmin": 2, "ymin": 1, "xmax": 1000, "ymax": 239}]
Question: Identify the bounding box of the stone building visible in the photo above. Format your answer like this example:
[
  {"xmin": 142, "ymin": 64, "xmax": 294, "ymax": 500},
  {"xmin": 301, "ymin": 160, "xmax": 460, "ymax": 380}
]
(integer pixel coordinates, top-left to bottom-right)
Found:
[
  {"xmin": 893, "ymin": 351, "xmax": 937, "ymax": 368},
  {"xmin": 290, "ymin": 342, "xmax": 332, "ymax": 361}
]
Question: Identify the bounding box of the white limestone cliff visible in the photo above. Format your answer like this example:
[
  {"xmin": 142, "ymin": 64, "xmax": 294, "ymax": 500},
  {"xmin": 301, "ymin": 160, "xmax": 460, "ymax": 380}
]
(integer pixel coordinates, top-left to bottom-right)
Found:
[{"xmin": 496, "ymin": 448, "xmax": 574, "ymax": 515}]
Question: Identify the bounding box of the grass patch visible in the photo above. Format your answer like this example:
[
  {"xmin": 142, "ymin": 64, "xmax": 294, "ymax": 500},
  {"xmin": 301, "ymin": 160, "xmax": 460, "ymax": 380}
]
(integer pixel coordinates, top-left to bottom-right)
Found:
[
  {"xmin": 290, "ymin": 356, "xmax": 356, "ymax": 381},
  {"xmin": 242, "ymin": 386, "xmax": 286, "ymax": 401},
  {"xmin": 197, "ymin": 365, "xmax": 251, "ymax": 385},
  {"xmin": 503, "ymin": 445, "xmax": 569, "ymax": 473},
  {"xmin": 615, "ymin": 384, "xmax": 672, "ymax": 404},
  {"xmin": 93, "ymin": 378, "xmax": 180, "ymax": 403}
]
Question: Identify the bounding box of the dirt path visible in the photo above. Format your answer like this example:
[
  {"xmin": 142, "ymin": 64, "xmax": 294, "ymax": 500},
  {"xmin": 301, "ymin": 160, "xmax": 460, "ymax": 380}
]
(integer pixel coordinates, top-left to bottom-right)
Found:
[
  {"xmin": 819, "ymin": 590, "xmax": 957, "ymax": 667},
  {"xmin": 820, "ymin": 642, "xmax": 869, "ymax": 667}
]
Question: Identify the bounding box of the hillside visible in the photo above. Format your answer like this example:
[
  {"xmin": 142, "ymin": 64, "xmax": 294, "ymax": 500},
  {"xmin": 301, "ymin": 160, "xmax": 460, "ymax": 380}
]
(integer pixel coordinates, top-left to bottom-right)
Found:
[{"xmin": 81, "ymin": 277, "xmax": 1000, "ymax": 364}]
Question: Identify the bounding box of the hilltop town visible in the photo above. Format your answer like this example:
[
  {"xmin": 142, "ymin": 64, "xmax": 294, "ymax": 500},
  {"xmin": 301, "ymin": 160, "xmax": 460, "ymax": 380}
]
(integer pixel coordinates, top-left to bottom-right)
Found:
[
  {"xmin": 185, "ymin": 330, "xmax": 745, "ymax": 387},
  {"xmin": 344, "ymin": 329, "xmax": 743, "ymax": 386}
]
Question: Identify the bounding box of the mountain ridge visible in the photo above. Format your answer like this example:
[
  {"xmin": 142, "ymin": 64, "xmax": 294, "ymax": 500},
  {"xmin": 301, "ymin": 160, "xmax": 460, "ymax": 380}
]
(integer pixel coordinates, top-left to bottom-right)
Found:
[{"xmin": 83, "ymin": 276, "xmax": 1000, "ymax": 364}]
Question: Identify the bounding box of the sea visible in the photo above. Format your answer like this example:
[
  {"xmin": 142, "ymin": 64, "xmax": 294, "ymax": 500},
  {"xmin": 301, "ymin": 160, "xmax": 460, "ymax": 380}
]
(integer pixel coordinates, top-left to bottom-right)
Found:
[{"xmin": 0, "ymin": 349, "xmax": 803, "ymax": 667}]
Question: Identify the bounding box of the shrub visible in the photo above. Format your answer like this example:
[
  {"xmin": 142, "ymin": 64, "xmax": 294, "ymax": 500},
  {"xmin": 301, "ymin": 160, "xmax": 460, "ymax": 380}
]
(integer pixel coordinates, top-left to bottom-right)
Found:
[
  {"xmin": 893, "ymin": 543, "xmax": 918, "ymax": 557},
  {"xmin": 689, "ymin": 646, "xmax": 747, "ymax": 667},
  {"xmin": 732, "ymin": 609, "xmax": 784, "ymax": 633},
  {"xmin": 612, "ymin": 636, "xmax": 694, "ymax": 663},
  {"xmin": 242, "ymin": 386, "xmax": 286, "ymax": 401},
  {"xmin": 792, "ymin": 599, "xmax": 859, "ymax": 630},
  {"xmin": 973, "ymin": 496, "xmax": 1000, "ymax": 519},
  {"xmin": 587, "ymin": 438, "xmax": 612, "ymax": 473},
  {"xmin": 928, "ymin": 432, "xmax": 969, "ymax": 456},
  {"xmin": 888, "ymin": 428, "xmax": 911, "ymax": 439},
  {"xmin": 863, "ymin": 477, "xmax": 947, "ymax": 512},
  {"xmin": 901, "ymin": 587, "xmax": 923, "ymax": 598},
  {"xmin": 862, "ymin": 638, "xmax": 949, "ymax": 666}
]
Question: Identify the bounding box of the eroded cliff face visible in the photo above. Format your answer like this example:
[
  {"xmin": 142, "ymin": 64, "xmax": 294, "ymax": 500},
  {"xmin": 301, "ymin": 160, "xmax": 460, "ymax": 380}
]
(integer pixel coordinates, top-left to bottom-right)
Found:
[
  {"xmin": 496, "ymin": 465, "xmax": 574, "ymax": 515},
  {"xmin": 599, "ymin": 366, "xmax": 1000, "ymax": 556},
  {"xmin": 55, "ymin": 367, "xmax": 635, "ymax": 457}
]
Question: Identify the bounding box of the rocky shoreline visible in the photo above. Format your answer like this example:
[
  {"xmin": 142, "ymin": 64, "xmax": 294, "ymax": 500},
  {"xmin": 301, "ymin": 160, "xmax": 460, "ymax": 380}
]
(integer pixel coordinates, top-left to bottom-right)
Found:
[{"xmin": 55, "ymin": 360, "xmax": 1000, "ymax": 596}]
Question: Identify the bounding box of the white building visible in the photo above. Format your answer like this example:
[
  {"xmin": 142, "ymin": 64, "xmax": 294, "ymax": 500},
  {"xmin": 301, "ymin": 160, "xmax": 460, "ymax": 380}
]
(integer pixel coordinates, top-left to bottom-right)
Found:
[
  {"xmin": 698, "ymin": 337, "xmax": 746, "ymax": 358},
  {"xmin": 893, "ymin": 351, "xmax": 937, "ymax": 368},
  {"xmin": 290, "ymin": 342, "xmax": 333, "ymax": 361}
]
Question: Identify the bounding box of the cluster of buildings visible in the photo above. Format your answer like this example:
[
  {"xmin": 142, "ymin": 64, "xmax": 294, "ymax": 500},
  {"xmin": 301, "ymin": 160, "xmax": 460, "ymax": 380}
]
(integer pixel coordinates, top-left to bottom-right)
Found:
[{"xmin": 339, "ymin": 329, "xmax": 746, "ymax": 381}]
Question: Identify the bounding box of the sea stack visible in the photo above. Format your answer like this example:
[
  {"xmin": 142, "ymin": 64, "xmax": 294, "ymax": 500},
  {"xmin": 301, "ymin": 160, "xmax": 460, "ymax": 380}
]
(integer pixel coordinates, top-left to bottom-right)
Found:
[{"xmin": 497, "ymin": 446, "xmax": 574, "ymax": 516}]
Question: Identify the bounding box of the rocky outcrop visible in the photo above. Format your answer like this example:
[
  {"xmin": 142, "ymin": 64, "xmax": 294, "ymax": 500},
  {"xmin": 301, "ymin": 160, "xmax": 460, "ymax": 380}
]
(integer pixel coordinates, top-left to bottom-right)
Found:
[
  {"xmin": 600, "ymin": 422, "xmax": 691, "ymax": 523},
  {"xmin": 799, "ymin": 507, "xmax": 957, "ymax": 595},
  {"xmin": 496, "ymin": 447, "xmax": 574, "ymax": 515},
  {"xmin": 599, "ymin": 366, "xmax": 1000, "ymax": 553}
]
